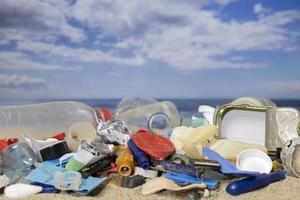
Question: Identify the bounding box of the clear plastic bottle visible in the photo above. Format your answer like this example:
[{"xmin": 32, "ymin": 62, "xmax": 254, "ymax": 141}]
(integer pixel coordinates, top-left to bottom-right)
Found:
[
  {"xmin": 0, "ymin": 101, "xmax": 98, "ymax": 140},
  {"xmin": 114, "ymin": 97, "xmax": 180, "ymax": 137},
  {"xmin": 1, "ymin": 142, "xmax": 36, "ymax": 184}
]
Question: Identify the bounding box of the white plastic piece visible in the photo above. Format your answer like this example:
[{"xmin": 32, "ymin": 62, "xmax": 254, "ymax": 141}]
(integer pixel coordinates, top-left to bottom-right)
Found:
[
  {"xmin": 59, "ymin": 153, "xmax": 75, "ymax": 167},
  {"xmin": 4, "ymin": 183, "xmax": 42, "ymax": 199},
  {"xmin": 266, "ymin": 108, "xmax": 300, "ymax": 149},
  {"xmin": 54, "ymin": 171, "xmax": 82, "ymax": 191},
  {"xmin": 236, "ymin": 149, "xmax": 272, "ymax": 173},
  {"xmin": 220, "ymin": 109, "xmax": 266, "ymax": 145},
  {"xmin": 73, "ymin": 147, "xmax": 97, "ymax": 165},
  {"xmin": 97, "ymin": 121, "xmax": 130, "ymax": 145},
  {"xmin": 198, "ymin": 105, "xmax": 215, "ymax": 125},
  {"xmin": 210, "ymin": 139, "xmax": 267, "ymax": 161},
  {"xmin": 281, "ymin": 137, "xmax": 300, "ymax": 178},
  {"xmin": 134, "ymin": 167, "xmax": 158, "ymax": 179}
]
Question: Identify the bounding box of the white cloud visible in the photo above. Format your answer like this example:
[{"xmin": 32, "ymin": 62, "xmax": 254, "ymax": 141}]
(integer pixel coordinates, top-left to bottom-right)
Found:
[
  {"xmin": 0, "ymin": 0, "xmax": 85, "ymax": 43},
  {"xmin": 0, "ymin": 74, "xmax": 46, "ymax": 89},
  {"xmin": 68, "ymin": 0, "xmax": 300, "ymax": 71},
  {"xmin": 0, "ymin": 0, "xmax": 299, "ymax": 72},
  {"xmin": 254, "ymin": 3, "xmax": 272, "ymax": 17},
  {"xmin": 0, "ymin": 51, "xmax": 80, "ymax": 71},
  {"xmin": 16, "ymin": 40, "xmax": 145, "ymax": 66}
]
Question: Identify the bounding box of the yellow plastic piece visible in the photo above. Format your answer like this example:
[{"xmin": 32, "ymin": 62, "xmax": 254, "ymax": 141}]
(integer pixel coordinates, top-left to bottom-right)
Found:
[
  {"xmin": 183, "ymin": 125, "xmax": 218, "ymax": 159},
  {"xmin": 116, "ymin": 147, "xmax": 134, "ymax": 176},
  {"xmin": 210, "ymin": 139, "xmax": 268, "ymax": 161}
]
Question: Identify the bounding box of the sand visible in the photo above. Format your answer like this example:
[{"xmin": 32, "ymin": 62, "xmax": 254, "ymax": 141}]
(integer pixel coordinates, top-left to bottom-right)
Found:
[{"xmin": 0, "ymin": 175, "xmax": 299, "ymax": 200}]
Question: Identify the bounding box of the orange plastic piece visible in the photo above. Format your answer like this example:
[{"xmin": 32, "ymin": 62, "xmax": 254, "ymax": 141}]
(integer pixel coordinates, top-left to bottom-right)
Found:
[{"xmin": 116, "ymin": 147, "xmax": 135, "ymax": 176}]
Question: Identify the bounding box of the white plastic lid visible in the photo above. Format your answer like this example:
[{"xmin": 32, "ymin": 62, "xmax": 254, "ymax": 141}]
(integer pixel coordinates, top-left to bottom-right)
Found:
[{"xmin": 236, "ymin": 149, "xmax": 272, "ymax": 173}]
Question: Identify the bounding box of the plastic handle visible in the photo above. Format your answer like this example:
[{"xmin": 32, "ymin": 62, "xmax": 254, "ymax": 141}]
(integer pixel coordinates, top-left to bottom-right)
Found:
[
  {"xmin": 127, "ymin": 139, "xmax": 150, "ymax": 169},
  {"xmin": 226, "ymin": 171, "xmax": 286, "ymax": 196},
  {"xmin": 164, "ymin": 172, "xmax": 219, "ymax": 190}
]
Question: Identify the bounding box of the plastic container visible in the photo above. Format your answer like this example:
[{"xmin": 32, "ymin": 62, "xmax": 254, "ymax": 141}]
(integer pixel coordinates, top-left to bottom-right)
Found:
[
  {"xmin": 236, "ymin": 149, "xmax": 272, "ymax": 173},
  {"xmin": 0, "ymin": 101, "xmax": 98, "ymax": 140},
  {"xmin": 54, "ymin": 171, "xmax": 81, "ymax": 191},
  {"xmin": 114, "ymin": 97, "xmax": 180, "ymax": 137},
  {"xmin": 0, "ymin": 142, "xmax": 36, "ymax": 184}
]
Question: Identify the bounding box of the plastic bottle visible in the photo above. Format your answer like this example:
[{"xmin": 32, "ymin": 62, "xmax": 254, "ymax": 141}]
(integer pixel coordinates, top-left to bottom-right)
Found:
[
  {"xmin": 0, "ymin": 101, "xmax": 98, "ymax": 140},
  {"xmin": 114, "ymin": 97, "xmax": 180, "ymax": 137},
  {"xmin": 0, "ymin": 142, "xmax": 36, "ymax": 184}
]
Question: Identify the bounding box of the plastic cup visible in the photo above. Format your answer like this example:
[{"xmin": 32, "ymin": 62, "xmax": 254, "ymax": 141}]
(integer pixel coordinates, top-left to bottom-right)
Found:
[
  {"xmin": 66, "ymin": 122, "xmax": 97, "ymax": 152},
  {"xmin": 236, "ymin": 149, "xmax": 272, "ymax": 173}
]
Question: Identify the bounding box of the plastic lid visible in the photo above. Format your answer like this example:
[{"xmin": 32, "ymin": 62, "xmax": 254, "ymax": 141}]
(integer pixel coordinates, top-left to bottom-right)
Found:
[
  {"xmin": 132, "ymin": 130, "xmax": 175, "ymax": 160},
  {"xmin": 98, "ymin": 107, "xmax": 113, "ymax": 121},
  {"xmin": 236, "ymin": 149, "xmax": 272, "ymax": 174}
]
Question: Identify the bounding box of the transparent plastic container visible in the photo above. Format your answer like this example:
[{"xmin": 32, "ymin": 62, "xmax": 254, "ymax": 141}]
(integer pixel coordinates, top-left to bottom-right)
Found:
[
  {"xmin": 0, "ymin": 142, "xmax": 36, "ymax": 184},
  {"xmin": 0, "ymin": 101, "xmax": 98, "ymax": 140},
  {"xmin": 114, "ymin": 97, "xmax": 180, "ymax": 137},
  {"xmin": 54, "ymin": 171, "xmax": 81, "ymax": 191}
]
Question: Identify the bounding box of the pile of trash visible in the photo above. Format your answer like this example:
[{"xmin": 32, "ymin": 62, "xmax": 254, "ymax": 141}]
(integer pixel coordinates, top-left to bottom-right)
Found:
[{"xmin": 0, "ymin": 96, "xmax": 299, "ymax": 199}]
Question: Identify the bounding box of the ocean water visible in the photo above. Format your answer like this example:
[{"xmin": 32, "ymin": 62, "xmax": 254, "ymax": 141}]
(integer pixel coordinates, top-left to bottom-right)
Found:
[{"xmin": 0, "ymin": 98, "xmax": 299, "ymax": 117}]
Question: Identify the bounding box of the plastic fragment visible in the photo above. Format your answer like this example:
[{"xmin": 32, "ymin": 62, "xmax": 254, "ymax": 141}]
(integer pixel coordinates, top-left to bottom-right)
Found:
[{"xmin": 4, "ymin": 183, "xmax": 42, "ymax": 199}]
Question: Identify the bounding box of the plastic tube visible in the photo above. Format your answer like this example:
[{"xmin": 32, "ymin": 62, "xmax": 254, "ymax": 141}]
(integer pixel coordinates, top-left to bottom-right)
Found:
[
  {"xmin": 127, "ymin": 139, "xmax": 150, "ymax": 170},
  {"xmin": 116, "ymin": 147, "xmax": 134, "ymax": 176}
]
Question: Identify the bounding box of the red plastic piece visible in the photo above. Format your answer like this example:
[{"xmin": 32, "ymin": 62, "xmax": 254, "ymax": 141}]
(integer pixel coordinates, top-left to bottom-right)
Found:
[
  {"xmin": 131, "ymin": 130, "xmax": 175, "ymax": 160},
  {"xmin": 49, "ymin": 132, "xmax": 66, "ymax": 140},
  {"xmin": 0, "ymin": 138, "xmax": 18, "ymax": 150},
  {"xmin": 98, "ymin": 107, "xmax": 113, "ymax": 121}
]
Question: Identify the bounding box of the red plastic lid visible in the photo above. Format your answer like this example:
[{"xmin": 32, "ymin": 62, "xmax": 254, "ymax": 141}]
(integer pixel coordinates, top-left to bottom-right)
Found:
[
  {"xmin": 132, "ymin": 130, "xmax": 175, "ymax": 160},
  {"xmin": 98, "ymin": 107, "xmax": 113, "ymax": 121}
]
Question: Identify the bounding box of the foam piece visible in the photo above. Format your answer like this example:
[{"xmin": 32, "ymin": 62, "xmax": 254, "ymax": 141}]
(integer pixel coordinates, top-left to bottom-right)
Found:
[{"xmin": 4, "ymin": 183, "xmax": 42, "ymax": 199}]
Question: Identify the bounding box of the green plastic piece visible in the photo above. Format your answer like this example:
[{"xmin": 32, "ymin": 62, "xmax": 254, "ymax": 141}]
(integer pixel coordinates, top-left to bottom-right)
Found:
[{"xmin": 65, "ymin": 157, "xmax": 86, "ymax": 171}]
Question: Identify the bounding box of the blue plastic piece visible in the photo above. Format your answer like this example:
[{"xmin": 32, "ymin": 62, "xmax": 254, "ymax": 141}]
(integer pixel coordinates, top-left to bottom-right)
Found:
[
  {"xmin": 226, "ymin": 171, "xmax": 286, "ymax": 196},
  {"xmin": 31, "ymin": 182, "xmax": 60, "ymax": 193},
  {"xmin": 164, "ymin": 172, "xmax": 219, "ymax": 190},
  {"xmin": 202, "ymin": 147, "xmax": 259, "ymax": 176},
  {"xmin": 25, "ymin": 160, "xmax": 107, "ymax": 195},
  {"xmin": 127, "ymin": 139, "xmax": 150, "ymax": 169}
]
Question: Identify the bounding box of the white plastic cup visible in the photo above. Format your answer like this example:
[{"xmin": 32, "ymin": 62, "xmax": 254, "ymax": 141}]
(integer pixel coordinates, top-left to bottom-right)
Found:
[
  {"xmin": 236, "ymin": 149, "xmax": 272, "ymax": 173},
  {"xmin": 66, "ymin": 122, "xmax": 97, "ymax": 152}
]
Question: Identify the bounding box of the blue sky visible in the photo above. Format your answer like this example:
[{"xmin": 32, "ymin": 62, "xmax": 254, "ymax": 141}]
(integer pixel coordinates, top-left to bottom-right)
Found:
[{"xmin": 0, "ymin": 0, "xmax": 300, "ymax": 99}]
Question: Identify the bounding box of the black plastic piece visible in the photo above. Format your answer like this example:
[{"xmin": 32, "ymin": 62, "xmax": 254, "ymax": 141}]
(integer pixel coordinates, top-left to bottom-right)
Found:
[
  {"xmin": 121, "ymin": 175, "xmax": 146, "ymax": 188},
  {"xmin": 40, "ymin": 141, "xmax": 70, "ymax": 161},
  {"xmin": 80, "ymin": 154, "xmax": 116, "ymax": 178}
]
